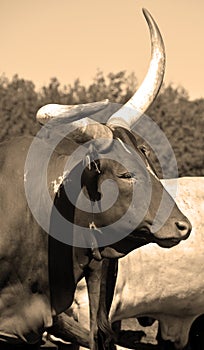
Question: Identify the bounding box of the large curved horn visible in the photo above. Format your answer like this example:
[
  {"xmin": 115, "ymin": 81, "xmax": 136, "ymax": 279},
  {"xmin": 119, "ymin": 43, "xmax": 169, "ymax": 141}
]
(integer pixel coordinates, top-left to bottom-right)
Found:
[
  {"xmin": 36, "ymin": 100, "xmax": 109, "ymax": 125},
  {"xmin": 107, "ymin": 8, "xmax": 165, "ymax": 130},
  {"xmin": 36, "ymin": 100, "xmax": 113, "ymax": 151}
]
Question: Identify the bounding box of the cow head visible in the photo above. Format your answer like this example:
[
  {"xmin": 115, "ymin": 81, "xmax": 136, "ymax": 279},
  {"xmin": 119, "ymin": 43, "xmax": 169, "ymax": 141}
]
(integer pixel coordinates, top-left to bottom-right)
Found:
[{"xmin": 36, "ymin": 9, "xmax": 191, "ymax": 259}]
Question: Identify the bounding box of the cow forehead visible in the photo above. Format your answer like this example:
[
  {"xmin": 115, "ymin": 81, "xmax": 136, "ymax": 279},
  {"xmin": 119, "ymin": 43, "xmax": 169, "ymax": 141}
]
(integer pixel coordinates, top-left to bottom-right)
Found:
[
  {"xmin": 99, "ymin": 140, "xmax": 148, "ymax": 174},
  {"xmin": 110, "ymin": 129, "xmax": 159, "ymax": 179}
]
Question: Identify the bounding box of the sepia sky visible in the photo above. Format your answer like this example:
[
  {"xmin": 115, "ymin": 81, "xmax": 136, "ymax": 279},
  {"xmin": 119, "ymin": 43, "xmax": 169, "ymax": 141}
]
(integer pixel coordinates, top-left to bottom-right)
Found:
[{"xmin": 1, "ymin": 0, "xmax": 203, "ymax": 100}]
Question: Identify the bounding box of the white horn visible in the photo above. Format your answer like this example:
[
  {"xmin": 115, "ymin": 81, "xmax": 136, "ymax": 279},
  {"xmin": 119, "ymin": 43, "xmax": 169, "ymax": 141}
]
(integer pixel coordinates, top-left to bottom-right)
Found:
[
  {"xmin": 36, "ymin": 100, "xmax": 109, "ymax": 125},
  {"xmin": 107, "ymin": 8, "xmax": 165, "ymax": 130},
  {"xmin": 36, "ymin": 99, "xmax": 113, "ymax": 152}
]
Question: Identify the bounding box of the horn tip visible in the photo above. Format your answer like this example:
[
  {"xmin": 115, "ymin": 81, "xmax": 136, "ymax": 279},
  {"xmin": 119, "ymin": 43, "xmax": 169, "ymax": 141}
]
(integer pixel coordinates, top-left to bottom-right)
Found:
[
  {"xmin": 142, "ymin": 8, "xmax": 152, "ymax": 20},
  {"xmin": 142, "ymin": 8, "xmax": 148, "ymax": 14},
  {"xmin": 36, "ymin": 104, "xmax": 57, "ymax": 121}
]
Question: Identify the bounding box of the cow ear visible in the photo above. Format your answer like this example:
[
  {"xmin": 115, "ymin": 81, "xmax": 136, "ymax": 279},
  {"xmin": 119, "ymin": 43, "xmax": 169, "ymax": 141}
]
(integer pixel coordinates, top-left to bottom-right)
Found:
[
  {"xmin": 49, "ymin": 125, "xmax": 113, "ymax": 156},
  {"xmin": 69, "ymin": 123, "xmax": 113, "ymax": 153}
]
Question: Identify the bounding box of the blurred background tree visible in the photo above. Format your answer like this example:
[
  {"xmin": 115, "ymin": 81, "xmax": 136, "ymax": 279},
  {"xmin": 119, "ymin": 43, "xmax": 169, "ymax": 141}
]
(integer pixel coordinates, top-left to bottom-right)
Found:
[{"xmin": 0, "ymin": 72, "xmax": 203, "ymax": 177}]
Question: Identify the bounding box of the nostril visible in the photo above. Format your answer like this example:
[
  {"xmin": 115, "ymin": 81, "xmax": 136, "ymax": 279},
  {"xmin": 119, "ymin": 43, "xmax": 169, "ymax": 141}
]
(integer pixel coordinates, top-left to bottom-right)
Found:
[{"xmin": 176, "ymin": 221, "xmax": 190, "ymax": 236}]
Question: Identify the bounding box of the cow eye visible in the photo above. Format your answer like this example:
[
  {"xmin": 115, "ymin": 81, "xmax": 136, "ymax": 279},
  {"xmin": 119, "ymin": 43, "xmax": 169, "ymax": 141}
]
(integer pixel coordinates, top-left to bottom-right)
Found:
[{"xmin": 118, "ymin": 172, "xmax": 134, "ymax": 179}]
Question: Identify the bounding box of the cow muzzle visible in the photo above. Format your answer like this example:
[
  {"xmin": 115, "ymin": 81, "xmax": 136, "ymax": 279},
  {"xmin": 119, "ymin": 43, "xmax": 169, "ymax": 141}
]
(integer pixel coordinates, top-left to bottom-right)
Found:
[{"xmin": 152, "ymin": 216, "xmax": 192, "ymax": 248}]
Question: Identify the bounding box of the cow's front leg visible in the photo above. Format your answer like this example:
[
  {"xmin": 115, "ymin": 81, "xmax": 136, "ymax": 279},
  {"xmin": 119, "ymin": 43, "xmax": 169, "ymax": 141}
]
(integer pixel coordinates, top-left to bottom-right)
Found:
[
  {"xmin": 97, "ymin": 258, "xmax": 118, "ymax": 350},
  {"xmin": 85, "ymin": 258, "xmax": 103, "ymax": 350}
]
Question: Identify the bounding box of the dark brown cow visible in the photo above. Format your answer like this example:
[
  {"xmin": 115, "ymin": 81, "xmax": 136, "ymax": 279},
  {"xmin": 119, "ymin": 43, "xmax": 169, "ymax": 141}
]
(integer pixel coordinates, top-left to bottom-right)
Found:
[{"xmin": 0, "ymin": 9, "xmax": 191, "ymax": 350}]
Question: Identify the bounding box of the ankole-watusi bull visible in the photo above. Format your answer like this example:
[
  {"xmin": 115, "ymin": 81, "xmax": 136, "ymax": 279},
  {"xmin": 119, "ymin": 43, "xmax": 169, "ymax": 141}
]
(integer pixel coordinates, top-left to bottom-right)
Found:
[{"xmin": 0, "ymin": 9, "xmax": 191, "ymax": 350}]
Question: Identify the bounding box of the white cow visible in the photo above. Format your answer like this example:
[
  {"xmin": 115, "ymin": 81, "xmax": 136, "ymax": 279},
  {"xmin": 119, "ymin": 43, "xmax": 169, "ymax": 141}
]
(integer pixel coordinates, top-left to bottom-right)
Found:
[
  {"xmin": 52, "ymin": 177, "xmax": 204, "ymax": 349},
  {"xmin": 110, "ymin": 177, "xmax": 204, "ymax": 349}
]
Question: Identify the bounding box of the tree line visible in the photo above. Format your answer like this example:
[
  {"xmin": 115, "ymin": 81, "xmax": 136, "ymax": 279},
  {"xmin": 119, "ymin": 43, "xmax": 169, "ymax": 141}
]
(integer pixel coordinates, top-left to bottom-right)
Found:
[{"xmin": 0, "ymin": 71, "xmax": 203, "ymax": 177}]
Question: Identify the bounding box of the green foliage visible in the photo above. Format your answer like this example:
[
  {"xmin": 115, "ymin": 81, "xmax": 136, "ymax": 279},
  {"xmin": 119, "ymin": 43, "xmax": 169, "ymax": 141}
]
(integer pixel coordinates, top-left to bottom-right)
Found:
[
  {"xmin": 0, "ymin": 74, "xmax": 40, "ymax": 140},
  {"xmin": 0, "ymin": 72, "xmax": 203, "ymax": 177},
  {"xmin": 147, "ymin": 84, "xmax": 204, "ymax": 177}
]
